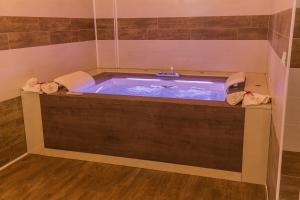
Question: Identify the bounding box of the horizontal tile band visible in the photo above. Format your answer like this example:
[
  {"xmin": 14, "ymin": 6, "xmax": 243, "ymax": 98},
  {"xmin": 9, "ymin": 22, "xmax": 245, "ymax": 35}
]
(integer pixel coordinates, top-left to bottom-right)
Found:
[
  {"xmin": 0, "ymin": 16, "xmax": 95, "ymax": 50},
  {"xmin": 268, "ymin": 8, "xmax": 293, "ymax": 65},
  {"xmin": 97, "ymin": 15, "xmax": 270, "ymax": 41},
  {"xmin": 290, "ymin": 8, "xmax": 300, "ymax": 68},
  {"xmin": 0, "ymin": 10, "xmax": 294, "ymax": 51}
]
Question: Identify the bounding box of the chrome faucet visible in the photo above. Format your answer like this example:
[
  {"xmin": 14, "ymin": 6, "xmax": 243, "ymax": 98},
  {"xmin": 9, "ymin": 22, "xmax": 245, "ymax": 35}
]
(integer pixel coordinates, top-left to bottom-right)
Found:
[{"xmin": 156, "ymin": 66, "xmax": 180, "ymax": 77}]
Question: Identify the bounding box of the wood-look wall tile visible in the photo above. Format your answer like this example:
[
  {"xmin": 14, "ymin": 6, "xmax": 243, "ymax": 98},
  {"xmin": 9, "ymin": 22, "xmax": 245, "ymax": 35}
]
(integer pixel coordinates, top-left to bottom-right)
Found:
[
  {"xmin": 1, "ymin": 121, "xmax": 26, "ymax": 148},
  {"xmin": 97, "ymin": 29, "xmax": 115, "ymax": 40},
  {"xmin": 9, "ymin": 31, "xmax": 50, "ymax": 49},
  {"xmin": 0, "ymin": 16, "xmax": 40, "ymax": 33},
  {"xmin": 50, "ymin": 31, "xmax": 78, "ymax": 44},
  {"xmin": 203, "ymin": 16, "xmax": 252, "ymax": 28},
  {"xmin": 97, "ymin": 18, "xmax": 114, "ymax": 29},
  {"xmin": 188, "ymin": 17, "xmax": 205, "ymax": 29},
  {"xmin": 238, "ymin": 28, "xmax": 268, "ymax": 40},
  {"xmin": 271, "ymin": 9, "xmax": 292, "ymax": 38},
  {"xmin": 191, "ymin": 28, "xmax": 237, "ymax": 40},
  {"xmin": 118, "ymin": 18, "xmax": 157, "ymax": 30},
  {"xmin": 269, "ymin": 9, "xmax": 293, "ymax": 61},
  {"xmin": 157, "ymin": 17, "xmax": 191, "ymax": 29},
  {"xmin": 278, "ymin": 9, "xmax": 292, "ymax": 37},
  {"xmin": 282, "ymin": 151, "xmax": 300, "ymax": 177},
  {"xmin": 118, "ymin": 28, "xmax": 148, "ymax": 40},
  {"xmin": 40, "ymin": 17, "xmax": 71, "ymax": 31},
  {"xmin": 148, "ymin": 28, "xmax": 189, "ymax": 40},
  {"xmin": 270, "ymin": 32, "xmax": 289, "ymax": 59},
  {"xmin": 0, "ymin": 34, "xmax": 9, "ymax": 50},
  {"xmin": 294, "ymin": 8, "xmax": 300, "ymax": 38},
  {"xmin": 0, "ymin": 16, "xmax": 96, "ymax": 49},
  {"xmin": 118, "ymin": 18, "xmax": 156, "ymax": 40},
  {"xmin": 71, "ymin": 18, "xmax": 95, "ymax": 30},
  {"xmin": 9, "ymin": 139, "xmax": 27, "ymax": 161},
  {"xmin": 0, "ymin": 97, "xmax": 26, "ymax": 167},
  {"xmin": 251, "ymin": 15, "xmax": 270, "ymax": 28},
  {"xmin": 114, "ymin": 16, "xmax": 270, "ymax": 40},
  {"xmin": 77, "ymin": 29, "xmax": 96, "ymax": 42},
  {"xmin": 291, "ymin": 39, "xmax": 300, "ymax": 68},
  {"xmin": 0, "ymin": 147, "xmax": 11, "ymax": 167},
  {"xmin": 96, "ymin": 19, "xmax": 115, "ymax": 40}
]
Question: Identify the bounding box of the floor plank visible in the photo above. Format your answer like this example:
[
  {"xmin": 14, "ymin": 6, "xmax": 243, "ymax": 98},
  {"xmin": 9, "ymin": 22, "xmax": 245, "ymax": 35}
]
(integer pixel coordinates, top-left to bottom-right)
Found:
[{"xmin": 0, "ymin": 155, "xmax": 266, "ymax": 200}]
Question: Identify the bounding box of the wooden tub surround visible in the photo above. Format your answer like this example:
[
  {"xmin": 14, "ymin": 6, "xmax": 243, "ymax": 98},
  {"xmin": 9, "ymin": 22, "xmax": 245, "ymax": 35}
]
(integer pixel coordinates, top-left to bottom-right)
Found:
[
  {"xmin": 41, "ymin": 91, "xmax": 245, "ymax": 172},
  {"xmin": 21, "ymin": 70, "xmax": 271, "ymax": 186}
]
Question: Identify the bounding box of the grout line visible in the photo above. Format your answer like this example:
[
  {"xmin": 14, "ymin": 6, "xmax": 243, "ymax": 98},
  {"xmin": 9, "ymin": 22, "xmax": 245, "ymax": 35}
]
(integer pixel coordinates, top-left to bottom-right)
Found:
[
  {"xmin": 0, "ymin": 153, "xmax": 28, "ymax": 171},
  {"xmin": 93, "ymin": 0, "xmax": 100, "ymax": 68}
]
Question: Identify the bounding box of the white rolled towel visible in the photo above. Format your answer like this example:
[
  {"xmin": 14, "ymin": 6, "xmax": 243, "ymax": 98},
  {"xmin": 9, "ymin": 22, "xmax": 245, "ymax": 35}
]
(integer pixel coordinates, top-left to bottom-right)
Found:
[
  {"xmin": 22, "ymin": 78, "xmax": 41, "ymax": 93},
  {"xmin": 54, "ymin": 71, "xmax": 95, "ymax": 92},
  {"xmin": 41, "ymin": 82, "xmax": 59, "ymax": 94}
]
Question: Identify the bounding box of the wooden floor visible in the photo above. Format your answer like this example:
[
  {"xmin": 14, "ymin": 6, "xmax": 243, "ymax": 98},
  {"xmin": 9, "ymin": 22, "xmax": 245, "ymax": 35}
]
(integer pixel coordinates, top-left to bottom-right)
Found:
[{"xmin": 0, "ymin": 155, "xmax": 266, "ymax": 200}]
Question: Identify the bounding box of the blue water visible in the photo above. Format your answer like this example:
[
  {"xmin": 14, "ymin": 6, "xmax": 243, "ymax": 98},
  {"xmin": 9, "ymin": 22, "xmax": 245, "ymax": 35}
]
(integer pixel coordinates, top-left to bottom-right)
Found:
[{"xmin": 82, "ymin": 77, "xmax": 226, "ymax": 101}]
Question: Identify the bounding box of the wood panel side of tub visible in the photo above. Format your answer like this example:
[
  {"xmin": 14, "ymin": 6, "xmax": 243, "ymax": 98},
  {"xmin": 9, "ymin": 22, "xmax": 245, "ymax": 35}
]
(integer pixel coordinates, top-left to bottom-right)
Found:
[{"xmin": 40, "ymin": 94, "xmax": 245, "ymax": 172}]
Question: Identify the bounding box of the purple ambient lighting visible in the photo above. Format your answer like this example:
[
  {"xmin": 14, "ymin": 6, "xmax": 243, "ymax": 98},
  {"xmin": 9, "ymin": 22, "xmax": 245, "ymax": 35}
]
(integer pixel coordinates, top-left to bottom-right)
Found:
[{"xmin": 82, "ymin": 76, "xmax": 226, "ymax": 101}]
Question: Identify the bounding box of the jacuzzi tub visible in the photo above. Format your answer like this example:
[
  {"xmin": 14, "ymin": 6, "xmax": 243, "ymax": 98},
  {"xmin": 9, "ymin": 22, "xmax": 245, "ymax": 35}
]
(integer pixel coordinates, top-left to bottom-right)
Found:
[
  {"xmin": 80, "ymin": 74, "xmax": 227, "ymax": 101},
  {"xmin": 40, "ymin": 72, "xmax": 245, "ymax": 172},
  {"xmin": 22, "ymin": 70, "xmax": 271, "ymax": 185}
]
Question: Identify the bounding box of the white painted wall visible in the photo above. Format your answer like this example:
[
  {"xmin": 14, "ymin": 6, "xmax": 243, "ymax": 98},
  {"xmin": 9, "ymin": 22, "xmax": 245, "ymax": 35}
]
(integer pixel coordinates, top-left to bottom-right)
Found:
[
  {"xmin": 117, "ymin": 0, "xmax": 272, "ymax": 18},
  {"xmin": 118, "ymin": 40, "xmax": 268, "ymax": 73},
  {"xmin": 0, "ymin": 0, "xmax": 94, "ymax": 18},
  {"xmin": 0, "ymin": 0, "xmax": 97, "ymax": 102},
  {"xmin": 95, "ymin": 0, "xmax": 274, "ymax": 72}
]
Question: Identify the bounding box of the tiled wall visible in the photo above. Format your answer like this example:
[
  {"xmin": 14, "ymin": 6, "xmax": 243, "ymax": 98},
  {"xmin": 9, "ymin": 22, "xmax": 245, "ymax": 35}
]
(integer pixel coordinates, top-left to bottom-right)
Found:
[
  {"xmin": 269, "ymin": 9, "xmax": 293, "ymax": 63},
  {"xmin": 284, "ymin": 8, "xmax": 300, "ymax": 153},
  {"xmin": 0, "ymin": 0, "xmax": 97, "ymax": 167},
  {"xmin": 267, "ymin": 7, "xmax": 293, "ymax": 142},
  {"xmin": 96, "ymin": 16, "xmax": 270, "ymax": 40},
  {"xmin": 0, "ymin": 97, "xmax": 27, "ymax": 167},
  {"xmin": 290, "ymin": 8, "xmax": 300, "ymax": 69},
  {"xmin": 280, "ymin": 5, "xmax": 300, "ymax": 197},
  {"xmin": 98, "ymin": 16, "xmax": 269, "ymax": 41},
  {"xmin": 266, "ymin": 1, "xmax": 295, "ymax": 200},
  {"xmin": 95, "ymin": 0, "xmax": 272, "ymax": 72},
  {"xmin": 0, "ymin": 17, "xmax": 95, "ymax": 50},
  {"xmin": 96, "ymin": 16, "xmax": 270, "ymax": 71}
]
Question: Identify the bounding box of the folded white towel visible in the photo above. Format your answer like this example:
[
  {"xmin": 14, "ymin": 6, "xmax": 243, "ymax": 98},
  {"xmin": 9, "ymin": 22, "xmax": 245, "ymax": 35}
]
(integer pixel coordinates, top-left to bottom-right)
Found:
[
  {"xmin": 41, "ymin": 82, "xmax": 59, "ymax": 94},
  {"xmin": 243, "ymin": 92, "xmax": 271, "ymax": 107},
  {"xmin": 54, "ymin": 71, "xmax": 95, "ymax": 92},
  {"xmin": 22, "ymin": 78, "xmax": 41, "ymax": 93},
  {"xmin": 227, "ymin": 91, "xmax": 271, "ymax": 107}
]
